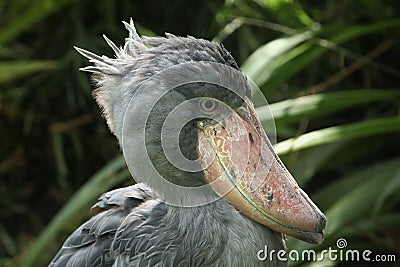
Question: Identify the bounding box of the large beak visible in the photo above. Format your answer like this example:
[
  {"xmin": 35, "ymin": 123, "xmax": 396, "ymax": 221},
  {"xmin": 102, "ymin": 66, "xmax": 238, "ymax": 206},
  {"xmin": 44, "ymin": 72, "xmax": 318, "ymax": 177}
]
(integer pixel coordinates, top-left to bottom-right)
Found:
[{"xmin": 197, "ymin": 98, "xmax": 326, "ymax": 244}]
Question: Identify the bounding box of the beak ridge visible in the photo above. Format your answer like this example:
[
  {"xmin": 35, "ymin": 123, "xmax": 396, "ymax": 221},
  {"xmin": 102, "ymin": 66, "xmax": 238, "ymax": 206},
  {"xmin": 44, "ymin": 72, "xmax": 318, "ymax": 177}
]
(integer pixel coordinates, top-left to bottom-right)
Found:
[{"xmin": 198, "ymin": 99, "xmax": 326, "ymax": 244}]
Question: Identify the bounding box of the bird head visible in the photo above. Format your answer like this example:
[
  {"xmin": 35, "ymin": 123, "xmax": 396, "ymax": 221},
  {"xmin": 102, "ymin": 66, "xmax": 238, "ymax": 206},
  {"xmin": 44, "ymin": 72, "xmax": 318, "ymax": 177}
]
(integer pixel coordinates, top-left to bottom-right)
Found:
[{"xmin": 76, "ymin": 19, "xmax": 326, "ymax": 244}]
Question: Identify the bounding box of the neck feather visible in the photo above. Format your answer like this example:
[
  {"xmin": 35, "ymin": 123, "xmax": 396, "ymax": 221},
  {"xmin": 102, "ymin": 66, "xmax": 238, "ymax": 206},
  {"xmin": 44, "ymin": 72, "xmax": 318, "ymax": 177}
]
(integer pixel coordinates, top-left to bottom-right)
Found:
[{"xmin": 159, "ymin": 198, "xmax": 287, "ymax": 266}]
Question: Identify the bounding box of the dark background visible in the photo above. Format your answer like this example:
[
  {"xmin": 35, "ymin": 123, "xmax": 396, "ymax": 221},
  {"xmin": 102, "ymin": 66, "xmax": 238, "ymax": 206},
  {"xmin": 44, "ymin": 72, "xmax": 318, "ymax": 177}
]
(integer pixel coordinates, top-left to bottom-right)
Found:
[{"xmin": 1, "ymin": 0, "xmax": 399, "ymax": 266}]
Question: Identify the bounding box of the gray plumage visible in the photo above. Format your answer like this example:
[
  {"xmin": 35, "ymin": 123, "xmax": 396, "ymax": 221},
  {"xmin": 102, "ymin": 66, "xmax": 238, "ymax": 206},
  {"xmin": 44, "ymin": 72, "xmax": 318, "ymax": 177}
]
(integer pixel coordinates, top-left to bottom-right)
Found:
[
  {"xmin": 50, "ymin": 184, "xmax": 285, "ymax": 267},
  {"xmin": 50, "ymin": 19, "xmax": 287, "ymax": 266}
]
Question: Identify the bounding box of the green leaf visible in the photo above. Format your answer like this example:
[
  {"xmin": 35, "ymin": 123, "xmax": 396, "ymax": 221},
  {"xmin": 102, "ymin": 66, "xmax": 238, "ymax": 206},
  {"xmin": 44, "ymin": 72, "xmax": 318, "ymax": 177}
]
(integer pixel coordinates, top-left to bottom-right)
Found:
[
  {"xmin": 315, "ymin": 158, "xmax": 400, "ymax": 210},
  {"xmin": 260, "ymin": 19, "xmax": 400, "ymax": 92},
  {"xmin": 257, "ymin": 89, "xmax": 400, "ymax": 124},
  {"xmin": 338, "ymin": 213, "xmax": 400, "ymax": 241},
  {"xmin": 212, "ymin": 17, "xmax": 245, "ymax": 43},
  {"xmin": 0, "ymin": 0, "xmax": 73, "ymax": 44},
  {"xmin": 52, "ymin": 133, "xmax": 69, "ymax": 191},
  {"xmin": 324, "ymin": 160, "xmax": 399, "ymax": 234},
  {"xmin": 287, "ymin": 158, "xmax": 400, "ymax": 253},
  {"xmin": 283, "ymin": 143, "xmax": 342, "ymax": 186},
  {"xmin": 0, "ymin": 60, "xmax": 56, "ymax": 84},
  {"xmin": 275, "ymin": 116, "xmax": 400, "ymax": 155},
  {"xmin": 372, "ymin": 168, "xmax": 400, "ymax": 215},
  {"xmin": 242, "ymin": 30, "xmax": 314, "ymax": 86}
]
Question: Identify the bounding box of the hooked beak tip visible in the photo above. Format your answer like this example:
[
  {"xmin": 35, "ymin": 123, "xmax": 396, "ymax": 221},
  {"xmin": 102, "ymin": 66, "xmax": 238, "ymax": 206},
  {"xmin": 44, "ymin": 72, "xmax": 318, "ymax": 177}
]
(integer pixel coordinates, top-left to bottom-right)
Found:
[{"xmin": 302, "ymin": 213, "xmax": 326, "ymax": 244}]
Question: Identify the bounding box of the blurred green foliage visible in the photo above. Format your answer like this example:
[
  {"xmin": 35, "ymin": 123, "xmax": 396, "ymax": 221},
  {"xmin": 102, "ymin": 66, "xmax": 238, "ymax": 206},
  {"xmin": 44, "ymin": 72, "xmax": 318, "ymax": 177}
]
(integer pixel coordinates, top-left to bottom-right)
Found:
[{"xmin": 0, "ymin": 0, "xmax": 399, "ymax": 266}]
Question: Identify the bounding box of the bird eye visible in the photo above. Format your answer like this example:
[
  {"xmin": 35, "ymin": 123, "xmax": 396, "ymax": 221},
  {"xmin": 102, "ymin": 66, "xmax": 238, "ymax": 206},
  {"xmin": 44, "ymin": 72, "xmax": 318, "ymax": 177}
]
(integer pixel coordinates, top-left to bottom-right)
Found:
[{"xmin": 199, "ymin": 98, "xmax": 217, "ymax": 113}]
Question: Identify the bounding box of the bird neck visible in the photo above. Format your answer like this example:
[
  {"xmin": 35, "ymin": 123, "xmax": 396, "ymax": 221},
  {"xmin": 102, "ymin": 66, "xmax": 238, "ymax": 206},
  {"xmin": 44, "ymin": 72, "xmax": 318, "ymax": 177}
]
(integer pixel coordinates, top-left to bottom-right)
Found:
[{"xmin": 160, "ymin": 199, "xmax": 287, "ymax": 266}]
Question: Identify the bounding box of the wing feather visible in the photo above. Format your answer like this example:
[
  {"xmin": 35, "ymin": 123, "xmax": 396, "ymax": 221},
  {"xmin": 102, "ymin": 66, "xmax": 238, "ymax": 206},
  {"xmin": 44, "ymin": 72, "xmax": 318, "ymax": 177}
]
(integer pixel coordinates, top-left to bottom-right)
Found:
[{"xmin": 49, "ymin": 183, "xmax": 158, "ymax": 267}]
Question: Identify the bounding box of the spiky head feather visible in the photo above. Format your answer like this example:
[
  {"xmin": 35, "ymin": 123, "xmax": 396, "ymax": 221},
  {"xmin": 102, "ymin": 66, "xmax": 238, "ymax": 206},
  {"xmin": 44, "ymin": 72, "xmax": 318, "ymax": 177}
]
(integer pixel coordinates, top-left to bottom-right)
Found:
[{"xmin": 75, "ymin": 19, "xmax": 239, "ymax": 141}]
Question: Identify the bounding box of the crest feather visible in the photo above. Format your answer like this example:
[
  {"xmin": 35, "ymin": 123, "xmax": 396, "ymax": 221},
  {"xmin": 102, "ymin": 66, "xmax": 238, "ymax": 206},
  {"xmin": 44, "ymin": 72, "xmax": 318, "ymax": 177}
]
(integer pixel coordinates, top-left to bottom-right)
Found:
[
  {"xmin": 102, "ymin": 34, "xmax": 123, "ymax": 57},
  {"xmin": 74, "ymin": 18, "xmax": 148, "ymax": 76},
  {"xmin": 74, "ymin": 19, "xmax": 149, "ymax": 137},
  {"xmin": 75, "ymin": 18, "xmax": 240, "ymax": 142}
]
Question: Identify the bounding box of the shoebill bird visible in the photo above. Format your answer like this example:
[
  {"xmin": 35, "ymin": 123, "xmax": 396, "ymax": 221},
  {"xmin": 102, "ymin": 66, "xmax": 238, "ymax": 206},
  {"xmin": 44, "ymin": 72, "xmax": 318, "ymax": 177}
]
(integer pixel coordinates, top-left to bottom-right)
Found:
[{"xmin": 49, "ymin": 19, "xmax": 326, "ymax": 267}]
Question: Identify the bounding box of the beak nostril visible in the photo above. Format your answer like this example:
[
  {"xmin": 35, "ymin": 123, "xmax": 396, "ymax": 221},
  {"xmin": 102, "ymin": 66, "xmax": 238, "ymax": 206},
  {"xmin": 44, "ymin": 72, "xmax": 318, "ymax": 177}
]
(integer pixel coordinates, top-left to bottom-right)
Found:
[
  {"xmin": 248, "ymin": 133, "xmax": 254, "ymax": 144},
  {"xmin": 316, "ymin": 213, "xmax": 327, "ymax": 232}
]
